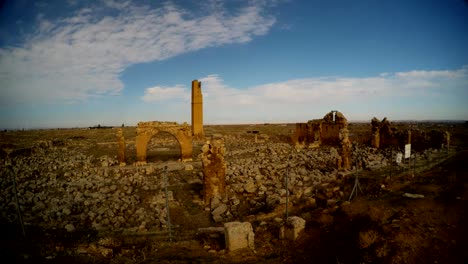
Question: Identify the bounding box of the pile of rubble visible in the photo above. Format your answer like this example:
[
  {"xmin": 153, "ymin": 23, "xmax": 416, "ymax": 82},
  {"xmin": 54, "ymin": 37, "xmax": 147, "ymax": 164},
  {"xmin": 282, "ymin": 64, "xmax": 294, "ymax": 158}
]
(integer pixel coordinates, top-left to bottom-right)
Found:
[
  {"xmin": 0, "ymin": 134, "xmax": 446, "ymax": 236},
  {"xmin": 0, "ymin": 141, "xmax": 187, "ymax": 233}
]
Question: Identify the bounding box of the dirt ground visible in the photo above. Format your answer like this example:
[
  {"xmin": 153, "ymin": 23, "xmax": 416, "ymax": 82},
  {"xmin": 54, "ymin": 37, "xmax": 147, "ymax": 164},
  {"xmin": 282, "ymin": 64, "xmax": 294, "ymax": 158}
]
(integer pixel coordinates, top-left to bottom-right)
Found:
[{"xmin": 1, "ymin": 122, "xmax": 467, "ymax": 263}]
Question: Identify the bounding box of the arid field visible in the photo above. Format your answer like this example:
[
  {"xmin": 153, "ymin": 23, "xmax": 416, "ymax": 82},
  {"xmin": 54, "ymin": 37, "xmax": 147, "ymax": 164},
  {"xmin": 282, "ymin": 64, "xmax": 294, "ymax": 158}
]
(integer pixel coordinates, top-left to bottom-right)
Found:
[{"xmin": 1, "ymin": 122, "xmax": 467, "ymax": 263}]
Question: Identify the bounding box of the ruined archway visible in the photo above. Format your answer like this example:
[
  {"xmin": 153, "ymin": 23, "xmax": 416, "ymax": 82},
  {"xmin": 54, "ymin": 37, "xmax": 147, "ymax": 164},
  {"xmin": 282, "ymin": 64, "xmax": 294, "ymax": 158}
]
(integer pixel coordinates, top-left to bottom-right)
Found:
[
  {"xmin": 146, "ymin": 131, "xmax": 181, "ymax": 162},
  {"xmin": 135, "ymin": 121, "xmax": 193, "ymax": 165}
]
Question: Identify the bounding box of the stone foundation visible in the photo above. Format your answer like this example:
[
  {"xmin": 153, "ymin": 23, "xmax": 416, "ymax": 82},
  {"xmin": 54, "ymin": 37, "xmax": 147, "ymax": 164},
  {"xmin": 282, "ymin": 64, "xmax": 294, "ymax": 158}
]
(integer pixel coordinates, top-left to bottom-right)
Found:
[{"xmin": 224, "ymin": 222, "xmax": 255, "ymax": 251}]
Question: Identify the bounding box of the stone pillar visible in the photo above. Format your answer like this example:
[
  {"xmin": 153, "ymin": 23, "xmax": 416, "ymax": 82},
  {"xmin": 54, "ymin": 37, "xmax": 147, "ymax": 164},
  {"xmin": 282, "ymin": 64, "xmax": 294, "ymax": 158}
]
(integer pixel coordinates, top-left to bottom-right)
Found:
[
  {"xmin": 371, "ymin": 117, "xmax": 380, "ymax": 148},
  {"xmin": 224, "ymin": 222, "xmax": 255, "ymax": 251},
  {"xmin": 444, "ymin": 131, "xmax": 450, "ymax": 150},
  {"xmin": 175, "ymin": 129, "xmax": 193, "ymax": 162},
  {"xmin": 279, "ymin": 216, "xmax": 306, "ymax": 241},
  {"xmin": 135, "ymin": 128, "xmax": 150, "ymax": 165},
  {"xmin": 201, "ymin": 137, "xmax": 226, "ymax": 206},
  {"xmin": 191, "ymin": 80, "xmax": 204, "ymax": 140},
  {"xmin": 116, "ymin": 128, "xmax": 126, "ymax": 166},
  {"xmin": 339, "ymin": 128, "xmax": 351, "ymax": 170}
]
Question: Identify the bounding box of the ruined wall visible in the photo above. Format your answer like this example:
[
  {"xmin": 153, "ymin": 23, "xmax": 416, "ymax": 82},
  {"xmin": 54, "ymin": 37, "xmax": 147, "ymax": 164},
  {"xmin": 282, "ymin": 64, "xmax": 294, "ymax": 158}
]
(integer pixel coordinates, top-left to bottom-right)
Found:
[
  {"xmin": 191, "ymin": 80, "xmax": 204, "ymax": 140},
  {"xmin": 370, "ymin": 118, "xmax": 451, "ymax": 151},
  {"xmin": 201, "ymin": 137, "xmax": 226, "ymax": 206},
  {"xmin": 135, "ymin": 121, "xmax": 193, "ymax": 165},
  {"xmin": 293, "ymin": 111, "xmax": 347, "ymax": 148},
  {"xmin": 321, "ymin": 111, "xmax": 347, "ymax": 145}
]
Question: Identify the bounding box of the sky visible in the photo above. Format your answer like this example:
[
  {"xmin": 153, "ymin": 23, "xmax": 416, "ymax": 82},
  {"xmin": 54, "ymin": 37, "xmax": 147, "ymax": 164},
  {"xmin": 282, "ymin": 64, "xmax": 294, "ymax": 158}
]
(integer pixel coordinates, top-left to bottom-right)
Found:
[{"xmin": 0, "ymin": 0, "xmax": 467, "ymax": 129}]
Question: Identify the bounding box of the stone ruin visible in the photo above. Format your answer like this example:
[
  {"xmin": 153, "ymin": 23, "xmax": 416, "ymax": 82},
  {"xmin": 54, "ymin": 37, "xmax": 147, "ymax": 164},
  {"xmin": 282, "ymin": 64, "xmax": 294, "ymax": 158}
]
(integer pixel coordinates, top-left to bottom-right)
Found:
[
  {"xmin": 201, "ymin": 136, "xmax": 227, "ymax": 208},
  {"xmin": 191, "ymin": 80, "xmax": 204, "ymax": 140},
  {"xmin": 293, "ymin": 110, "xmax": 348, "ymax": 148},
  {"xmin": 293, "ymin": 111, "xmax": 351, "ymax": 170},
  {"xmin": 224, "ymin": 222, "xmax": 255, "ymax": 251},
  {"xmin": 371, "ymin": 117, "xmax": 400, "ymax": 149},
  {"xmin": 116, "ymin": 79, "xmax": 205, "ymax": 166},
  {"xmin": 370, "ymin": 117, "xmax": 450, "ymax": 151},
  {"xmin": 339, "ymin": 128, "xmax": 352, "ymax": 170},
  {"xmin": 134, "ymin": 121, "xmax": 193, "ymax": 165}
]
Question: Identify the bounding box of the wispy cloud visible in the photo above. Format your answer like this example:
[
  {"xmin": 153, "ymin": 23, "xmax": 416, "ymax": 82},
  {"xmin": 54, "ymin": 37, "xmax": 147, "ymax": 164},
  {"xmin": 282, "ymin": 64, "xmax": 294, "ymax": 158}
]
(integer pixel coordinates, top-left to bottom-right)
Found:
[
  {"xmin": 142, "ymin": 66, "xmax": 468, "ymax": 122},
  {"xmin": 142, "ymin": 85, "xmax": 188, "ymax": 102},
  {"xmin": 0, "ymin": 1, "xmax": 275, "ymax": 104}
]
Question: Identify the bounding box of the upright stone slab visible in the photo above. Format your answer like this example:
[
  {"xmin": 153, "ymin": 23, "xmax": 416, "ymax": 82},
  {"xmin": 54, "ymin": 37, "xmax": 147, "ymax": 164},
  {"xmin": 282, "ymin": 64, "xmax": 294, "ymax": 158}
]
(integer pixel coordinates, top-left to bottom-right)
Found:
[
  {"xmin": 116, "ymin": 128, "xmax": 126, "ymax": 166},
  {"xmin": 224, "ymin": 222, "xmax": 255, "ymax": 251},
  {"xmin": 201, "ymin": 137, "xmax": 226, "ymax": 206},
  {"xmin": 339, "ymin": 128, "xmax": 351, "ymax": 170},
  {"xmin": 279, "ymin": 216, "xmax": 306, "ymax": 241}
]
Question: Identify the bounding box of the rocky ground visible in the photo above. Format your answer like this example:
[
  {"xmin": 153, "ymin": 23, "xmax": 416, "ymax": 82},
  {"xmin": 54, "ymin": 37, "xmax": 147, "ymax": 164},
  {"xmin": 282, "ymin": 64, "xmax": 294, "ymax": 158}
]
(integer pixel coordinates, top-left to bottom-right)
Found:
[{"xmin": 0, "ymin": 122, "xmax": 467, "ymax": 263}]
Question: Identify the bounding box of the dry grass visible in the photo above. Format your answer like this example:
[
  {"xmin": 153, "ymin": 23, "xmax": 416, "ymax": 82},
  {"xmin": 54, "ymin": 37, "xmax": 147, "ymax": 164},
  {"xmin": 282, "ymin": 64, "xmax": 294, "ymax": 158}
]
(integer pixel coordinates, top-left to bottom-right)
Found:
[
  {"xmin": 368, "ymin": 204, "xmax": 394, "ymax": 224},
  {"xmin": 341, "ymin": 199, "xmax": 368, "ymax": 218},
  {"xmin": 317, "ymin": 213, "xmax": 334, "ymax": 227},
  {"xmin": 358, "ymin": 229, "xmax": 379, "ymax": 249}
]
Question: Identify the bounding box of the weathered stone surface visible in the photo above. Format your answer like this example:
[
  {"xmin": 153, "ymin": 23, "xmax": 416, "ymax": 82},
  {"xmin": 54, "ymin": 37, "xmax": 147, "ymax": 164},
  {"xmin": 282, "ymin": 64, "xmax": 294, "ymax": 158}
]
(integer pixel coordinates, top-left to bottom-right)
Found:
[
  {"xmin": 212, "ymin": 203, "xmax": 228, "ymax": 218},
  {"xmin": 279, "ymin": 216, "xmax": 306, "ymax": 241},
  {"xmin": 135, "ymin": 121, "xmax": 193, "ymax": 164},
  {"xmin": 224, "ymin": 221, "xmax": 255, "ymax": 251},
  {"xmin": 339, "ymin": 128, "xmax": 351, "ymax": 170},
  {"xmin": 202, "ymin": 137, "xmax": 227, "ymax": 206},
  {"xmin": 293, "ymin": 110, "xmax": 348, "ymax": 148},
  {"xmin": 192, "ymin": 80, "xmax": 204, "ymax": 140}
]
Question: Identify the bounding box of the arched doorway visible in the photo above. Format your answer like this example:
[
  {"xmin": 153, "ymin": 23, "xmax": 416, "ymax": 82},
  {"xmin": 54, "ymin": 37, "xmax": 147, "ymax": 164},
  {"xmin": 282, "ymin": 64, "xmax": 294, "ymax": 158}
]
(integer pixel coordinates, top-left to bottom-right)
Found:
[
  {"xmin": 146, "ymin": 131, "xmax": 181, "ymax": 162},
  {"xmin": 135, "ymin": 121, "xmax": 193, "ymax": 165}
]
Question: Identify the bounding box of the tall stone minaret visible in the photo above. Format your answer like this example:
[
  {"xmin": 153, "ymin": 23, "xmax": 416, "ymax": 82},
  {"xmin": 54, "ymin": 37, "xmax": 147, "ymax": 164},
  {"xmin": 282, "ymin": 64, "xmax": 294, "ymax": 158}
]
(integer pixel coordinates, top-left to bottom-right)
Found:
[{"xmin": 191, "ymin": 80, "xmax": 204, "ymax": 139}]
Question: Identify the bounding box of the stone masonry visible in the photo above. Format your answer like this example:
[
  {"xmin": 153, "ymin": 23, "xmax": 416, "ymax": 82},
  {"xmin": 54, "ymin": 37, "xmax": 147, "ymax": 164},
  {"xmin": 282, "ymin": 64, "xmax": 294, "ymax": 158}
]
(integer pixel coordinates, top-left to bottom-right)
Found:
[
  {"xmin": 135, "ymin": 121, "xmax": 193, "ymax": 165},
  {"xmin": 224, "ymin": 221, "xmax": 255, "ymax": 251},
  {"xmin": 201, "ymin": 137, "xmax": 227, "ymax": 206},
  {"xmin": 191, "ymin": 80, "xmax": 204, "ymax": 140}
]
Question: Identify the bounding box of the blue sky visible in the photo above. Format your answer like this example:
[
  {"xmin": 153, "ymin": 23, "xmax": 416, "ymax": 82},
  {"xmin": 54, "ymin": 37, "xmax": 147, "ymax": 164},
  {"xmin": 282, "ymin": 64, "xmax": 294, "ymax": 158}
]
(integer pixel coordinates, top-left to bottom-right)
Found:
[{"xmin": 0, "ymin": 0, "xmax": 467, "ymax": 129}]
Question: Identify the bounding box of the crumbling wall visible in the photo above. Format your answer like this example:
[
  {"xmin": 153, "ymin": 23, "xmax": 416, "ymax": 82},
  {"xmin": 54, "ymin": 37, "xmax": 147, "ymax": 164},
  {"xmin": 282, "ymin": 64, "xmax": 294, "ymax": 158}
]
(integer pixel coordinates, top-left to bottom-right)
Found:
[
  {"xmin": 370, "ymin": 117, "xmax": 400, "ymax": 149},
  {"xmin": 321, "ymin": 111, "xmax": 347, "ymax": 145},
  {"xmin": 201, "ymin": 137, "xmax": 227, "ymax": 206},
  {"xmin": 293, "ymin": 111, "xmax": 348, "ymax": 148},
  {"xmin": 135, "ymin": 121, "xmax": 193, "ymax": 165},
  {"xmin": 370, "ymin": 118, "xmax": 450, "ymax": 151}
]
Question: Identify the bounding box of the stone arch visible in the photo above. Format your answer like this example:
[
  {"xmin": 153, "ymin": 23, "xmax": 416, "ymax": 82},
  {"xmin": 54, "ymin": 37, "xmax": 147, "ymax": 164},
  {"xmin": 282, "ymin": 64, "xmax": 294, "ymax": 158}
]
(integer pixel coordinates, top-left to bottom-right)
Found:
[{"xmin": 135, "ymin": 121, "xmax": 193, "ymax": 165}]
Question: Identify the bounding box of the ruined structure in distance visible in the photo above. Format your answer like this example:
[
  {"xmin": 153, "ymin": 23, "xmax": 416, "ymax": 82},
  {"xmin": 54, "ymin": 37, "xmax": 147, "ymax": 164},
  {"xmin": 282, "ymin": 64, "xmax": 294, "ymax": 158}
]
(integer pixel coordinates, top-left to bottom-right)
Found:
[
  {"xmin": 293, "ymin": 110, "xmax": 348, "ymax": 148},
  {"xmin": 135, "ymin": 121, "xmax": 193, "ymax": 165},
  {"xmin": 191, "ymin": 80, "xmax": 204, "ymax": 139}
]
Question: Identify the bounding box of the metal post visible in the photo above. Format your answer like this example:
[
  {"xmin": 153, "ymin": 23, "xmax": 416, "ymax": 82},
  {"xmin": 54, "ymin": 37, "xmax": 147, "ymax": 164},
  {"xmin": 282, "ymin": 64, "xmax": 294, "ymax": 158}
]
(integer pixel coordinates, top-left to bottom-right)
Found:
[{"xmin": 163, "ymin": 166, "xmax": 172, "ymax": 242}]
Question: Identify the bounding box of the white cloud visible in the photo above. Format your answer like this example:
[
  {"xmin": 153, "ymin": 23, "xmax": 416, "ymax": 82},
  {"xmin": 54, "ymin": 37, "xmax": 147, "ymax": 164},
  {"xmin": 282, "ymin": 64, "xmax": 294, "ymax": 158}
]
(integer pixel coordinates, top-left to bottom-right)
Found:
[
  {"xmin": 141, "ymin": 66, "xmax": 468, "ymax": 123},
  {"xmin": 0, "ymin": 1, "xmax": 275, "ymax": 104},
  {"xmin": 142, "ymin": 85, "xmax": 188, "ymax": 102}
]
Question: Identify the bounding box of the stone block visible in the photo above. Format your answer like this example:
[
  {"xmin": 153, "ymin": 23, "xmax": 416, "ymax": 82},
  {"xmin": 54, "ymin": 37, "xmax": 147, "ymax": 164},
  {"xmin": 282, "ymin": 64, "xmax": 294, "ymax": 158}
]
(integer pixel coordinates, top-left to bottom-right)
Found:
[
  {"xmin": 224, "ymin": 222, "xmax": 255, "ymax": 251},
  {"xmin": 279, "ymin": 216, "xmax": 306, "ymax": 241}
]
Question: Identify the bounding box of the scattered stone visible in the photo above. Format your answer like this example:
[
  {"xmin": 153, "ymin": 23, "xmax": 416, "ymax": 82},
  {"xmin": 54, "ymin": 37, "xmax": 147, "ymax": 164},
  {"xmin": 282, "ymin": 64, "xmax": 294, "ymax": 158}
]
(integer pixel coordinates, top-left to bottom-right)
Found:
[
  {"xmin": 224, "ymin": 221, "xmax": 255, "ymax": 251},
  {"xmin": 403, "ymin": 193, "xmax": 424, "ymax": 199},
  {"xmin": 279, "ymin": 216, "xmax": 306, "ymax": 241},
  {"xmin": 64, "ymin": 223, "xmax": 76, "ymax": 232}
]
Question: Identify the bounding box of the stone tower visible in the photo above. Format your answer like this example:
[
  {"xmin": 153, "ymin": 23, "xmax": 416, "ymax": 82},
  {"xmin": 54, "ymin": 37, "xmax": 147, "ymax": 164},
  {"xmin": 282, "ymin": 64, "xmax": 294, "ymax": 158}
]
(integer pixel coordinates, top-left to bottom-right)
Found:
[{"xmin": 191, "ymin": 80, "xmax": 204, "ymax": 139}]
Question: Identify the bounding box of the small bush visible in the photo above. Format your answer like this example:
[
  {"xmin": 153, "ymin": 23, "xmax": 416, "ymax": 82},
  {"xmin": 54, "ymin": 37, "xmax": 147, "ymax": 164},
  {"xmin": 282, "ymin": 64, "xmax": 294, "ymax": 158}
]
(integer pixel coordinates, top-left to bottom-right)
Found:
[{"xmin": 358, "ymin": 229, "xmax": 379, "ymax": 249}]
